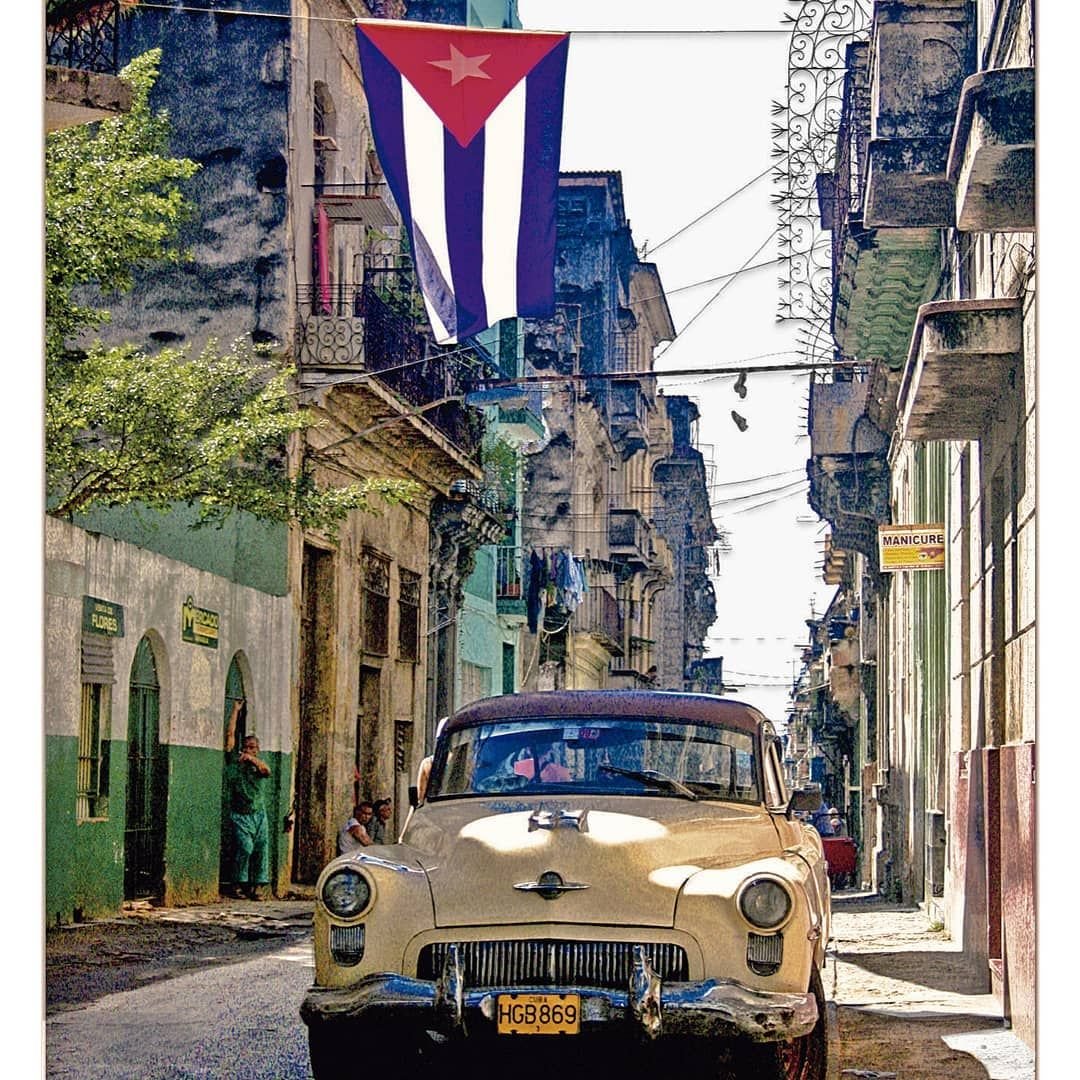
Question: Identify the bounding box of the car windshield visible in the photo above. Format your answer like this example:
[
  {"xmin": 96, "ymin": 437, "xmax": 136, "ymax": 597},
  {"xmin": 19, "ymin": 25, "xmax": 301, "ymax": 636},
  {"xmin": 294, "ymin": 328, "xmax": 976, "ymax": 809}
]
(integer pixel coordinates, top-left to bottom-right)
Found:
[{"xmin": 426, "ymin": 716, "xmax": 761, "ymax": 803}]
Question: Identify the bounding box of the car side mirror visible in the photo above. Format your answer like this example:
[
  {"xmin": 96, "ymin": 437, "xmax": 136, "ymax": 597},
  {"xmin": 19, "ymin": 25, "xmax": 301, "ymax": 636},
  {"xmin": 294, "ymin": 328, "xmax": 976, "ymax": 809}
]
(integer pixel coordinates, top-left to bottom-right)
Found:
[
  {"xmin": 408, "ymin": 785, "xmax": 419, "ymax": 809},
  {"xmin": 789, "ymin": 787, "xmax": 823, "ymax": 814}
]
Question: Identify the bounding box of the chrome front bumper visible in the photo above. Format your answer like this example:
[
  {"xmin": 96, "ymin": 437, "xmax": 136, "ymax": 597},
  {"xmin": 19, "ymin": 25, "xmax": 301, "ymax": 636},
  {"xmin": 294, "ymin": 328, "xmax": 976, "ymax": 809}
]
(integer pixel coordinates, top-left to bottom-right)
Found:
[{"xmin": 300, "ymin": 944, "xmax": 818, "ymax": 1043}]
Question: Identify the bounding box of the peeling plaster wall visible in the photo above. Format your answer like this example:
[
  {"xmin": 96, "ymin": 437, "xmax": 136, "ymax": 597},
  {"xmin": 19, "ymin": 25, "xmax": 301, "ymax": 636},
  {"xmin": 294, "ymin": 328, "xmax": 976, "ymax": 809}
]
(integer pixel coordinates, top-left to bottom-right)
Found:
[
  {"xmin": 44, "ymin": 516, "xmax": 293, "ymax": 919},
  {"xmin": 106, "ymin": 3, "xmax": 293, "ymax": 349}
]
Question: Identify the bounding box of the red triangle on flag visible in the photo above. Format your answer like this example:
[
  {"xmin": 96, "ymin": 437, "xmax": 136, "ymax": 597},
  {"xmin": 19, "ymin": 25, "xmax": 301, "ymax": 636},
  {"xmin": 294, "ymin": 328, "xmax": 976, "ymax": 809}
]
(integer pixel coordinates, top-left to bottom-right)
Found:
[{"xmin": 357, "ymin": 21, "xmax": 567, "ymax": 147}]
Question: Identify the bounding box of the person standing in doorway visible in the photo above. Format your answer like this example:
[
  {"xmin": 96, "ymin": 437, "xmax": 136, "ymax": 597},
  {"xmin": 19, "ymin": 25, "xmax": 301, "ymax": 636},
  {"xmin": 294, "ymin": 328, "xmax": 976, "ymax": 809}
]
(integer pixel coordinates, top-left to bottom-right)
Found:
[
  {"xmin": 225, "ymin": 699, "xmax": 271, "ymax": 900},
  {"xmin": 368, "ymin": 798, "xmax": 393, "ymax": 845}
]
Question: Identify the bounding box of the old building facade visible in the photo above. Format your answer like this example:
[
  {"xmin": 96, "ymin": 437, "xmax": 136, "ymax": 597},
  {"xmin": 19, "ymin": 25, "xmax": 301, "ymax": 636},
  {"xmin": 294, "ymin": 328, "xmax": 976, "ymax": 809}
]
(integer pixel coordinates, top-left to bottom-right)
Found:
[
  {"xmin": 517, "ymin": 172, "xmax": 716, "ymax": 692},
  {"xmin": 804, "ymin": 0, "xmax": 1035, "ymax": 1046},
  {"xmin": 44, "ymin": 0, "xmax": 521, "ymax": 917}
]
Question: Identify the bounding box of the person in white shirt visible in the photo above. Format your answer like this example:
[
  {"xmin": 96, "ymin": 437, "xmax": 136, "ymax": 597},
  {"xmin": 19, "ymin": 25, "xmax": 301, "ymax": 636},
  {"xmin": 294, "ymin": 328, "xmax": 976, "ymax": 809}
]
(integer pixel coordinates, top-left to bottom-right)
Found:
[{"xmin": 337, "ymin": 801, "xmax": 374, "ymax": 854}]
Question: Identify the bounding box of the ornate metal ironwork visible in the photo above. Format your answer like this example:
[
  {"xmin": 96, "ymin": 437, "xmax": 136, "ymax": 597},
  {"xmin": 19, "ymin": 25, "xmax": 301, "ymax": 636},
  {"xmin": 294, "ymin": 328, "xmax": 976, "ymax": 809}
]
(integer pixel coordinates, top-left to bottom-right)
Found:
[
  {"xmin": 46, "ymin": 1, "xmax": 123, "ymax": 74},
  {"xmin": 774, "ymin": 0, "xmax": 872, "ymax": 361},
  {"xmin": 295, "ymin": 281, "xmax": 487, "ymax": 456}
]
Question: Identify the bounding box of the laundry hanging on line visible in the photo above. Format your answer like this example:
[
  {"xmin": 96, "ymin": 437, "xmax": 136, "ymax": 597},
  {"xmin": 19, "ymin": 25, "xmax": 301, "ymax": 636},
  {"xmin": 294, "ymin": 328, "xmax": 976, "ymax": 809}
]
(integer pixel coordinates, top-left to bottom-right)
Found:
[{"xmin": 525, "ymin": 548, "xmax": 589, "ymax": 632}]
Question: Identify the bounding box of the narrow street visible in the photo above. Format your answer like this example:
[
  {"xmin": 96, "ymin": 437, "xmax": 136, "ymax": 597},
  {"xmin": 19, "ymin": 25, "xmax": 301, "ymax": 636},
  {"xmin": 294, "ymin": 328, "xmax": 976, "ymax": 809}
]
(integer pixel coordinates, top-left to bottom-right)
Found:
[
  {"xmin": 827, "ymin": 894, "xmax": 1033, "ymax": 1079},
  {"xmin": 39, "ymin": 0, "xmax": 1039, "ymax": 1072},
  {"xmin": 42, "ymin": 893, "xmax": 1034, "ymax": 1079}
]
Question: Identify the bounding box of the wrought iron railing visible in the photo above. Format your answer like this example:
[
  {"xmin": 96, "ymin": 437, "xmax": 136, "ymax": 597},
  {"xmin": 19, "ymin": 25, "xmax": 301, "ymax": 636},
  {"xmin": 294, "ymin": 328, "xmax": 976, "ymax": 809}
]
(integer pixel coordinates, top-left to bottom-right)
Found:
[
  {"xmin": 610, "ymin": 331, "xmax": 645, "ymax": 374},
  {"xmin": 495, "ymin": 546, "xmax": 523, "ymax": 599},
  {"xmin": 448, "ymin": 479, "xmax": 503, "ymax": 515},
  {"xmin": 830, "ymin": 41, "xmax": 871, "ymax": 287},
  {"xmin": 295, "ymin": 282, "xmax": 486, "ymax": 457},
  {"xmin": 773, "ymin": 0, "xmax": 873, "ymax": 338},
  {"xmin": 46, "ymin": 1, "xmax": 123, "ymax": 74},
  {"xmin": 574, "ymin": 581, "xmax": 623, "ymax": 652}
]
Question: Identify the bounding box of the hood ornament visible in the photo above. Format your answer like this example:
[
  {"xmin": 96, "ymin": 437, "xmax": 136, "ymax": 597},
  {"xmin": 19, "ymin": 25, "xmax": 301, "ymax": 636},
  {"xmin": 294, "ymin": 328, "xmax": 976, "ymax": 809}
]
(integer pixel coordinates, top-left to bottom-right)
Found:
[
  {"xmin": 528, "ymin": 807, "xmax": 589, "ymax": 833},
  {"xmin": 514, "ymin": 870, "xmax": 590, "ymax": 901}
]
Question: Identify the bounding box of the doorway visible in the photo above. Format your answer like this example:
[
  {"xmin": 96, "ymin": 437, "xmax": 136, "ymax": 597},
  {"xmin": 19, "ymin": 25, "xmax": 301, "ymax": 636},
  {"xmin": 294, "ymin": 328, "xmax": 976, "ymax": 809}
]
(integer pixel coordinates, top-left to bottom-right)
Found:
[
  {"xmin": 218, "ymin": 656, "xmax": 247, "ymax": 890},
  {"xmin": 124, "ymin": 636, "xmax": 166, "ymax": 900}
]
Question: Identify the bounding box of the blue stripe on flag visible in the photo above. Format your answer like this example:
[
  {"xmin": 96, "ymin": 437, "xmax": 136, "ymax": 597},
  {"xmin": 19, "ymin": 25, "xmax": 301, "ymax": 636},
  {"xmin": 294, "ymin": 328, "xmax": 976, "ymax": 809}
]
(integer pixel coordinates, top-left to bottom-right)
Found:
[
  {"xmin": 517, "ymin": 37, "xmax": 569, "ymax": 317},
  {"xmin": 355, "ymin": 32, "xmax": 411, "ymax": 244},
  {"xmin": 443, "ymin": 126, "xmax": 487, "ymax": 339}
]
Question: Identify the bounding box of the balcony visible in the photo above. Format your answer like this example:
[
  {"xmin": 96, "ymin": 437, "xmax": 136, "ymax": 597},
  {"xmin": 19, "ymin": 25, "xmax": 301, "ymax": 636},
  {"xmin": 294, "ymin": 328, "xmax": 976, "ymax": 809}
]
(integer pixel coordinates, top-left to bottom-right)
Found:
[
  {"xmin": 947, "ymin": 67, "xmax": 1035, "ymax": 233},
  {"xmin": 495, "ymin": 546, "xmax": 525, "ymax": 616},
  {"xmin": 46, "ymin": 1, "xmax": 132, "ymax": 131},
  {"xmin": 608, "ymin": 508, "xmax": 652, "ymax": 568},
  {"xmin": 897, "ymin": 298, "xmax": 1023, "ymax": 441},
  {"xmin": 808, "ymin": 378, "xmax": 888, "ymax": 458},
  {"xmin": 574, "ymin": 582, "xmax": 623, "ymax": 656},
  {"xmin": 296, "ymin": 282, "xmax": 485, "ymax": 459},
  {"xmin": 822, "ymin": 534, "xmax": 847, "ymax": 586},
  {"xmin": 824, "ymin": 41, "xmax": 941, "ymax": 369},
  {"xmin": 863, "ymin": 0, "xmax": 975, "ymax": 229},
  {"xmin": 607, "ymin": 382, "xmax": 648, "ymax": 453}
]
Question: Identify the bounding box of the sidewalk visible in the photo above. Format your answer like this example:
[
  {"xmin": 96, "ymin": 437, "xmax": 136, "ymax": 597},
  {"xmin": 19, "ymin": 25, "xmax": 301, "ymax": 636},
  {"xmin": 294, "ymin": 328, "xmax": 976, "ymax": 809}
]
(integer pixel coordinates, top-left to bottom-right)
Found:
[
  {"xmin": 45, "ymin": 896, "xmax": 315, "ymax": 1015},
  {"xmin": 828, "ymin": 893, "xmax": 1034, "ymax": 1080}
]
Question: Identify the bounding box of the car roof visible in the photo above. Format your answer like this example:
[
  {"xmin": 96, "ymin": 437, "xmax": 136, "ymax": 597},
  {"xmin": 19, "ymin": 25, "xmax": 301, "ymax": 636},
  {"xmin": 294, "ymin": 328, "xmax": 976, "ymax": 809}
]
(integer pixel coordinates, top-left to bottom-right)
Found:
[{"xmin": 443, "ymin": 690, "xmax": 769, "ymax": 737}]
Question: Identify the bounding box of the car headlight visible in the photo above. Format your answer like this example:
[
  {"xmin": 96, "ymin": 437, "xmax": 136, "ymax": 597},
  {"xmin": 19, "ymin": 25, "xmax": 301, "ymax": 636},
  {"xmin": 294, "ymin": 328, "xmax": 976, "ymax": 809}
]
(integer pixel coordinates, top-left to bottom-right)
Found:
[
  {"xmin": 738, "ymin": 876, "xmax": 793, "ymax": 930},
  {"xmin": 322, "ymin": 867, "xmax": 373, "ymax": 918}
]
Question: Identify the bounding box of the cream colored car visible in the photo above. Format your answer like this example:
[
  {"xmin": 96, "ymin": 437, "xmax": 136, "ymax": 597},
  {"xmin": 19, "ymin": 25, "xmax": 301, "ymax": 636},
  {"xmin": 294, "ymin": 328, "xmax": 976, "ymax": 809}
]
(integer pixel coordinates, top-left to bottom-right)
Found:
[{"xmin": 300, "ymin": 691, "xmax": 831, "ymax": 1079}]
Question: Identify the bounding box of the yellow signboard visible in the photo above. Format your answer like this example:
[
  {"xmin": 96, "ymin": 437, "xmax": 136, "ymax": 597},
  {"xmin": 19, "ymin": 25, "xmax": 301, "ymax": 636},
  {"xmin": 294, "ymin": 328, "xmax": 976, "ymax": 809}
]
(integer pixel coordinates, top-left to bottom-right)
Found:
[
  {"xmin": 181, "ymin": 595, "xmax": 220, "ymax": 648},
  {"xmin": 878, "ymin": 524, "xmax": 945, "ymax": 572}
]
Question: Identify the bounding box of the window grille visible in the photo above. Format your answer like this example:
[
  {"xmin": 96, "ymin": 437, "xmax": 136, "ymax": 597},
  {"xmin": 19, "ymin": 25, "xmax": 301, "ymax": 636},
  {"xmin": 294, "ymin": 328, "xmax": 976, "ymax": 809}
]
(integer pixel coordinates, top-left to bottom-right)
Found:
[
  {"xmin": 77, "ymin": 632, "xmax": 113, "ymax": 820},
  {"xmin": 398, "ymin": 568, "xmax": 420, "ymax": 663},
  {"xmin": 362, "ymin": 549, "xmax": 391, "ymax": 656},
  {"xmin": 460, "ymin": 662, "xmax": 492, "ymax": 706}
]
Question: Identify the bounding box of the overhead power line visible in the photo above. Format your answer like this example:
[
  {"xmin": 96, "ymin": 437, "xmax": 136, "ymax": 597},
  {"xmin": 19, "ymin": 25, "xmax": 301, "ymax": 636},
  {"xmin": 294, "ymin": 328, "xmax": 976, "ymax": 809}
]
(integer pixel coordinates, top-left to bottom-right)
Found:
[
  {"xmin": 481, "ymin": 359, "xmax": 856, "ymax": 387},
  {"xmin": 709, "ymin": 479, "xmax": 808, "ymax": 509},
  {"xmin": 136, "ymin": 6, "xmax": 789, "ymax": 33},
  {"xmin": 657, "ymin": 228, "xmax": 782, "ymax": 357},
  {"xmin": 722, "ymin": 486, "xmax": 810, "ymax": 517},
  {"xmin": 644, "ymin": 164, "xmax": 774, "ymax": 257}
]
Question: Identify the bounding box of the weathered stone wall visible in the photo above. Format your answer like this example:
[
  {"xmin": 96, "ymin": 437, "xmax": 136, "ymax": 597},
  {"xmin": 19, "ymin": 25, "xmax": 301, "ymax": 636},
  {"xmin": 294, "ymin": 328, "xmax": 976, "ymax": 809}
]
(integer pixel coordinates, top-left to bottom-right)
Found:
[{"xmin": 109, "ymin": 2, "xmax": 293, "ymax": 350}]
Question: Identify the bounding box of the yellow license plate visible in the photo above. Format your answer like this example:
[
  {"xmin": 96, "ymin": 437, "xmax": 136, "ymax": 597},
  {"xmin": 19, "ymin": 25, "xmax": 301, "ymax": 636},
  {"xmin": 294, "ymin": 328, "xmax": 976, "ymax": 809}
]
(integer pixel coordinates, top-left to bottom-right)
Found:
[{"xmin": 496, "ymin": 993, "xmax": 581, "ymax": 1035}]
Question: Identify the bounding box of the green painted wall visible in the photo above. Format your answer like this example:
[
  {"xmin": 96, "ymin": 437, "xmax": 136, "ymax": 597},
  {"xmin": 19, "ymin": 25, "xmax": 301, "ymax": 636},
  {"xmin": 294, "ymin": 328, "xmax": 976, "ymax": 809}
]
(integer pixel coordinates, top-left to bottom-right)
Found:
[
  {"xmin": 45, "ymin": 735, "xmax": 127, "ymax": 925},
  {"xmin": 465, "ymin": 546, "xmax": 495, "ymax": 599},
  {"xmin": 165, "ymin": 744, "xmax": 291, "ymax": 904},
  {"xmin": 45, "ymin": 734, "xmax": 292, "ymax": 921},
  {"xmin": 73, "ymin": 503, "xmax": 288, "ymax": 596}
]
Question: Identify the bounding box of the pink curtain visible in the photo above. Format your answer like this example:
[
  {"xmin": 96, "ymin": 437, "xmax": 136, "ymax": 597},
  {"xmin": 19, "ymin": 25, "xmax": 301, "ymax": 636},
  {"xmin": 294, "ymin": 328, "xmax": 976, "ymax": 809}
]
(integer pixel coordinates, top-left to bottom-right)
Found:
[{"xmin": 316, "ymin": 203, "xmax": 332, "ymax": 314}]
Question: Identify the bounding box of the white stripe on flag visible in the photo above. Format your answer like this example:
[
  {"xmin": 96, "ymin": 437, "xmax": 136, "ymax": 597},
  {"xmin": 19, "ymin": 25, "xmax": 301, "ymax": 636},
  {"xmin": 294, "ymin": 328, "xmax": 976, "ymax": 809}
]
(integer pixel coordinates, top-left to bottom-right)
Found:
[
  {"xmin": 481, "ymin": 79, "xmax": 526, "ymax": 327},
  {"xmin": 402, "ymin": 80, "xmax": 453, "ymax": 343}
]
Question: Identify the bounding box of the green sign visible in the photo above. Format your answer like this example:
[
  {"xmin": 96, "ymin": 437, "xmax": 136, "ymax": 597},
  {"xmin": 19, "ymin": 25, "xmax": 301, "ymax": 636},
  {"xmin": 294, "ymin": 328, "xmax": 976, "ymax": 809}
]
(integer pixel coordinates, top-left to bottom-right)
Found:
[
  {"xmin": 82, "ymin": 595, "xmax": 124, "ymax": 637},
  {"xmin": 181, "ymin": 595, "xmax": 219, "ymax": 648}
]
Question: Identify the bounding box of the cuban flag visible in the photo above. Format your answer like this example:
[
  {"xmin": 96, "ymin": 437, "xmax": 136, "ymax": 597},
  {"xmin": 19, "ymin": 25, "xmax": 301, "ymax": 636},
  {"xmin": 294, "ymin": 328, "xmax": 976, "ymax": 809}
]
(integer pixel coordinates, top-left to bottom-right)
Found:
[{"xmin": 355, "ymin": 20, "xmax": 569, "ymax": 344}]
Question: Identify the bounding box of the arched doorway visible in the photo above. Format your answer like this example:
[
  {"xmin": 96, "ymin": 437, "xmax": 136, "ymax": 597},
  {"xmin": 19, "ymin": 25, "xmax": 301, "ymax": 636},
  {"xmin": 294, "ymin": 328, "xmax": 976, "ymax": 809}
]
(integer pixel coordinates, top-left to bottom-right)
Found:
[
  {"xmin": 219, "ymin": 656, "xmax": 247, "ymax": 890},
  {"xmin": 124, "ymin": 636, "xmax": 167, "ymax": 900}
]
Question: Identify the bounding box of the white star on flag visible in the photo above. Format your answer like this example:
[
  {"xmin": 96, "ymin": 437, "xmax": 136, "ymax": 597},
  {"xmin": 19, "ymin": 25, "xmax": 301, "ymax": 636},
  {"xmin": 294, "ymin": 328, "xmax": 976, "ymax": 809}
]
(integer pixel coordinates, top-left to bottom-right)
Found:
[{"xmin": 428, "ymin": 44, "xmax": 492, "ymax": 85}]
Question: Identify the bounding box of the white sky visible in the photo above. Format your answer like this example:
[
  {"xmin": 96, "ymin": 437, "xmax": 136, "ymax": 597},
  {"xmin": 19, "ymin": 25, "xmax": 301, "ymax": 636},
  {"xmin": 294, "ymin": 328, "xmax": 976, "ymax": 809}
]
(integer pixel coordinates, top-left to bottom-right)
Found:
[{"xmin": 520, "ymin": 0, "xmax": 826, "ymax": 721}]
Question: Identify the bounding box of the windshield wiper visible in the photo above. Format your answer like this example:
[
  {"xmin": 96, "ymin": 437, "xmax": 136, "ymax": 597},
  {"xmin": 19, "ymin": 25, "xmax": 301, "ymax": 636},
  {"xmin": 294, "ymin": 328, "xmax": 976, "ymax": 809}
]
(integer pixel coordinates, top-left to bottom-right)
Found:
[{"xmin": 598, "ymin": 765, "xmax": 698, "ymax": 800}]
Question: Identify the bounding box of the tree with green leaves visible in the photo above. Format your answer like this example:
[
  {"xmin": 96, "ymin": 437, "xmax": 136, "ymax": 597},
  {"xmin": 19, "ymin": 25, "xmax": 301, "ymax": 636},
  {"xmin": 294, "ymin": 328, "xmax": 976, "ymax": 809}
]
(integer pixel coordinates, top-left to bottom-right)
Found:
[{"xmin": 45, "ymin": 48, "xmax": 416, "ymax": 532}]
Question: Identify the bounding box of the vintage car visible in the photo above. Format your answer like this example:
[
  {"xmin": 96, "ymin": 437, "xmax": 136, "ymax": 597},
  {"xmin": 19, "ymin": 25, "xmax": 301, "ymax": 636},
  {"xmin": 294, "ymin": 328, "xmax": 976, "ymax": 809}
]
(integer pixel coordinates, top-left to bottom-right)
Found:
[{"xmin": 300, "ymin": 691, "xmax": 832, "ymax": 1079}]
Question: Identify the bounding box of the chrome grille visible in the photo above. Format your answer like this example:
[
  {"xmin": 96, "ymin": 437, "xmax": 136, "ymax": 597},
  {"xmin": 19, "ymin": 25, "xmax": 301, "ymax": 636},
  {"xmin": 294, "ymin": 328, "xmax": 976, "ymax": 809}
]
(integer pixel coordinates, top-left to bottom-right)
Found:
[
  {"xmin": 418, "ymin": 940, "xmax": 689, "ymax": 990},
  {"xmin": 746, "ymin": 932, "xmax": 783, "ymax": 975},
  {"xmin": 331, "ymin": 924, "xmax": 365, "ymax": 966}
]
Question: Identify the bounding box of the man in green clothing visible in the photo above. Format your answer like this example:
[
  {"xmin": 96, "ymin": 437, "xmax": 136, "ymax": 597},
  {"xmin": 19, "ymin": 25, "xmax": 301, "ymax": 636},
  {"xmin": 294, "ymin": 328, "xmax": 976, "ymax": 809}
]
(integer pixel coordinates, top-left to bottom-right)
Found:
[{"xmin": 225, "ymin": 699, "xmax": 271, "ymax": 900}]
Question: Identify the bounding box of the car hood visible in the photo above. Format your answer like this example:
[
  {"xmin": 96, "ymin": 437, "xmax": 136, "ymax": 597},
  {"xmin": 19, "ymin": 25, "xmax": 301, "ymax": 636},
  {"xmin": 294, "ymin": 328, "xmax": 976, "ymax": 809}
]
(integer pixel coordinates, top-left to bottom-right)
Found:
[{"xmin": 402, "ymin": 796, "xmax": 783, "ymax": 928}]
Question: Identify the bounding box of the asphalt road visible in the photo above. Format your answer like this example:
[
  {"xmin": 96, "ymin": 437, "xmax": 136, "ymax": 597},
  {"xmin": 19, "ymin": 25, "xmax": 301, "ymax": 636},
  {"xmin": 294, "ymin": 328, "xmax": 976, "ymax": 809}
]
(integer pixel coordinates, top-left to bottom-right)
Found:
[{"xmin": 46, "ymin": 938, "xmax": 316, "ymax": 1079}]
